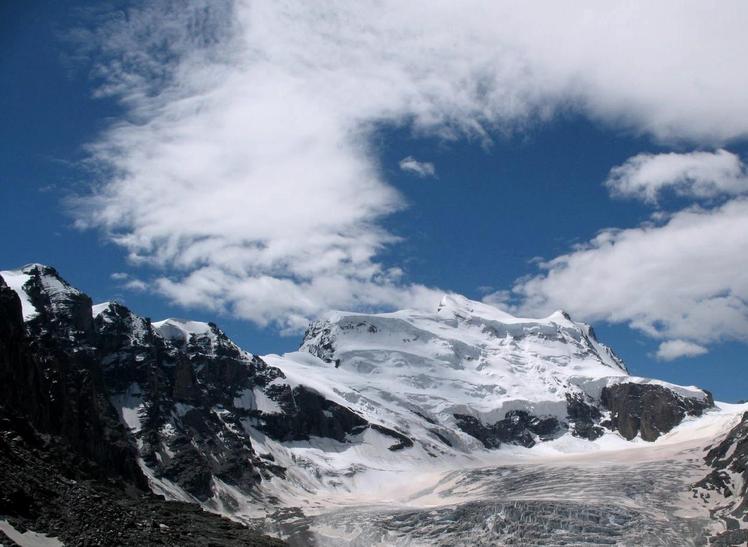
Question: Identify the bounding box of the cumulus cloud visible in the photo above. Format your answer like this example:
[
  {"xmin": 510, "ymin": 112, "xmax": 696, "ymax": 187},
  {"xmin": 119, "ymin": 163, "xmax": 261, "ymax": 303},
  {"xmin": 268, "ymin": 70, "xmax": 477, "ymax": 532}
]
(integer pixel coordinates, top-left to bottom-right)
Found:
[
  {"xmin": 606, "ymin": 149, "xmax": 748, "ymax": 203},
  {"xmin": 75, "ymin": 1, "xmax": 748, "ymax": 329},
  {"xmin": 399, "ymin": 157, "xmax": 436, "ymax": 178},
  {"xmin": 655, "ymin": 340, "xmax": 708, "ymax": 361},
  {"xmin": 513, "ymin": 199, "xmax": 748, "ymax": 352}
]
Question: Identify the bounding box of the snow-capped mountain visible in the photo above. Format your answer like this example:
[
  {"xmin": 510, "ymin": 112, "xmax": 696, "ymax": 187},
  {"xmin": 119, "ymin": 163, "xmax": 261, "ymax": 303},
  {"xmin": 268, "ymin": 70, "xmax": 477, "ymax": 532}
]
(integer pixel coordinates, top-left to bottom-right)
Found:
[
  {"xmin": 289, "ymin": 294, "xmax": 707, "ymax": 450},
  {"xmin": 1, "ymin": 263, "xmax": 745, "ymax": 545}
]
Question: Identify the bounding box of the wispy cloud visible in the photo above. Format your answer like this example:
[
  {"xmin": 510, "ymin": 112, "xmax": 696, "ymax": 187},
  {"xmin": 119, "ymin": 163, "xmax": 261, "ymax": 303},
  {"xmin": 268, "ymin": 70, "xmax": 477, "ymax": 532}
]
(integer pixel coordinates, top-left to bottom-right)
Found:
[
  {"xmin": 110, "ymin": 271, "xmax": 148, "ymax": 292},
  {"xmin": 606, "ymin": 149, "xmax": 748, "ymax": 204},
  {"xmin": 399, "ymin": 156, "xmax": 436, "ymax": 178},
  {"xmin": 74, "ymin": 1, "xmax": 748, "ymax": 330}
]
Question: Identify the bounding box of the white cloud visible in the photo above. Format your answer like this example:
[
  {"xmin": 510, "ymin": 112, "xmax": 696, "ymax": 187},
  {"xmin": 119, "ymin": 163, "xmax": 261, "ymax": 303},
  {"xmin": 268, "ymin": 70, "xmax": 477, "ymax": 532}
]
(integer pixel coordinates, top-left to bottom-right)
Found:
[
  {"xmin": 399, "ymin": 156, "xmax": 436, "ymax": 178},
  {"xmin": 606, "ymin": 149, "xmax": 748, "ymax": 203},
  {"xmin": 75, "ymin": 1, "xmax": 748, "ymax": 329},
  {"xmin": 655, "ymin": 340, "xmax": 708, "ymax": 361},
  {"xmin": 513, "ymin": 199, "xmax": 748, "ymax": 352},
  {"xmin": 124, "ymin": 279, "xmax": 148, "ymax": 292}
]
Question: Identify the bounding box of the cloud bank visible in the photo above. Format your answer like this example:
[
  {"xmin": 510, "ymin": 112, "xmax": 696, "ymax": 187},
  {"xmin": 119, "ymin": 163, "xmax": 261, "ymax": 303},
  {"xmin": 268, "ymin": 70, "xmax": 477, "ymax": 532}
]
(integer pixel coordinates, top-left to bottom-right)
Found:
[{"xmin": 77, "ymin": 1, "xmax": 748, "ymax": 333}]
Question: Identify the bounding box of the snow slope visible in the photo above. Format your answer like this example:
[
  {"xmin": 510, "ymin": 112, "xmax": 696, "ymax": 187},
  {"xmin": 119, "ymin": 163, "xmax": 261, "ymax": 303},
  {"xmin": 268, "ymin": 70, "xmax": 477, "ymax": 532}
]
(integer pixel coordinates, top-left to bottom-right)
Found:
[{"xmin": 0, "ymin": 267, "xmax": 38, "ymax": 320}]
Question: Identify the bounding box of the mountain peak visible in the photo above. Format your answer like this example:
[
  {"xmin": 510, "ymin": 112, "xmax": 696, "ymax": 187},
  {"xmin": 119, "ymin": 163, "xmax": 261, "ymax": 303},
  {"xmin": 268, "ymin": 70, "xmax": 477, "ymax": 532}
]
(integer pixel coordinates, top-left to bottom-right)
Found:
[
  {"xmin": 21, "ymin": 263, "xmax": 58, "ymax": 276},
  {"xmin": 436, "ymin": 294, "xmax": 577, "ymax": 328},
  {"xmin": 92, "ymin": 301, "xmax": 113, "ymax": 317},
  {"xmin": 437, "ymin": 293, "xmax": 520, "ymax": 322},
  {"xmin": 152, "ymin": 318, "xmax": 215, "ymax": 343},
  {"xmin": 299, "ymin": 294, "xmax": 632, "ymax": 434},
  {"xmin": 1, "ymin": 263, "xmax": 84, "ymax": 323}
]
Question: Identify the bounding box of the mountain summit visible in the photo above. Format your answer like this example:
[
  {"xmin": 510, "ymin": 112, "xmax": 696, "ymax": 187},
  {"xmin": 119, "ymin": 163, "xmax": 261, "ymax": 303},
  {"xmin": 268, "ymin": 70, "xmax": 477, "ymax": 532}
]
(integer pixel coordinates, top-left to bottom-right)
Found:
[{"xmin": 291, "ymin": 291, "xmax": 706, "ymax": 449}]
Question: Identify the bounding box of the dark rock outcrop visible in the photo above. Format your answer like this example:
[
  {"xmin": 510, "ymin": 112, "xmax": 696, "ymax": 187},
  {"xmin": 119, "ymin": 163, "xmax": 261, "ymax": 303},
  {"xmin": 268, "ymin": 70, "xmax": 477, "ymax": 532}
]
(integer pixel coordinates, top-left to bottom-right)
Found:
[
  {"xmin": 454, "ymin": 410, "xmax": 561, "ymax": 449},
  {"xmin": 0, "ymin": 411, "xmax": 283, "ymax": 546},
  {"xmin": 566, "ymin": 393, "xmax": 604, "ymax": 441},
  {"xmin": 692, "ymin": 412, "xmax": 748, "ymax": 545},
  {"xmin": 257, "ymin": 385, "xmax": 368, "ymax": 442},
  {"xmin": 455, "ymin": 383, "xmax": 714, "ymax": 449},
  {"xmin": 601, "ymin": 383, "xmax": 713, "ymax": 441},
  {"xmin": 369, "ymin": 423, "xmax": 414, "ymax": 451},
  {"xmin": 301, "ymin": 321, "xmax": 336, "ymax": 363}
]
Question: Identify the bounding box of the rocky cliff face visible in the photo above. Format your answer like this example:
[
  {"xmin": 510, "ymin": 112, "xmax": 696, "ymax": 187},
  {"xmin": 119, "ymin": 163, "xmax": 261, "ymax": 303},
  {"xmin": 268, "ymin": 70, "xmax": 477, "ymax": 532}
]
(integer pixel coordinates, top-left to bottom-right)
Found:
[
  {"xmin": 602, "ymin": 382, "xmax": 713, "ymax": 441},
  {"xmin": 93, "ymin": 304, "xmax": 274, "ymax": 501},
  {"xmin": 0, "ymin": 269, "xmax": 146, "ymax": 488},
  {"xmin": 0, "ymin": 272, "xmax": 283, "ymax": 546},
  {"xmin": 693, "ymin": 411, "xmax": 748, "ymax": 545}
]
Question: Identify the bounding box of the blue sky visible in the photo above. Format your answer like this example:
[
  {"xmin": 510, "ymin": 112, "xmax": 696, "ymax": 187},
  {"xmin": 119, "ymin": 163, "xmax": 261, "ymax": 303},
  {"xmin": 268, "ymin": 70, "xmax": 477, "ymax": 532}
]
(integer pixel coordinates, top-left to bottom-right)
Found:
[{"xmin": 2, "ymin": 1, "xmax": 748, "ymax": 401}]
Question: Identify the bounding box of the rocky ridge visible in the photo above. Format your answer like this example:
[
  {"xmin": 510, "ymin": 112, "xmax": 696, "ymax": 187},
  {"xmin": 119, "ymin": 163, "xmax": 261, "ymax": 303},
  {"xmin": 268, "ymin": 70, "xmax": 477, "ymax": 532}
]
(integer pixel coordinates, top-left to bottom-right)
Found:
[{"xmin": 0, "ymin": 268, "xmax": 282, "ymax": 546}]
